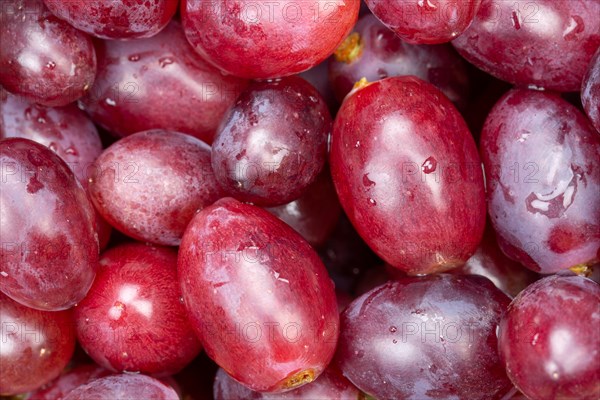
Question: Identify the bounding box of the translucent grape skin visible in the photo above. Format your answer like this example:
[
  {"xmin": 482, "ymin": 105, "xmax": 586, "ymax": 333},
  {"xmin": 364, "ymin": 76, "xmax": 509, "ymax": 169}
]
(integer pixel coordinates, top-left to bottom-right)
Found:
[
  {"xmin": 498, "ymin": 275, "xmax": 600, "ymax": 399},
  {"xmin": 89, "ymin": 129, "xmax": 224, "ymax": 246},
  {"xmin": 452, "ymin": 0, "xmax": 600, "ymax": 92},
  {"xmin": 336, "ymin": 275, "xmax": 513, "ymax": 399},
  {"xmin": 480, "ymin": 89, "xmax": 600, "ymax": 274},
  {"xmin": 582, "ymin": 48, "xmax": 600, "ymax": 133},
  {"xmin": 178, "ymin": 198, "xmax": 339, "ymax": 393},
  {"xmin": 27, "ymin": 364, "xmax": 111, "ymax": 400},
  {"xmin": 213, "ymin": 366, "xmax": 360, "ymax": 400},
  {"xmin": 211, "ymin": 77, "xmax": 331, "ymax": 207},
  {"xmin": 265, "ymin": 169, "xmax": 341, "ymax": 248},
  {"xmin": 43, "ymin": 0, "xmax": 177, "ymax": 40},
  {"xmin": 181, "ymin": 0, "xmax": 360, "ymax": 79},
  {"xmin": 62, "ymin": 374, "xmax": 179, "ymax": 400},
  {"xmin": 0, "ymin": 0, "xmax": 96, "ymax": 106},
  {"xmin": 365, "ymin": 0, "xmax": 482, "ymax": 44},
  {"xmin": 328, "ymin": 14, "xmax": 470, "ymax": 105},
  {"xmin": 81, "ymin": 22, "xmax": 248, "ymax": 144},
  {"xmin": 0, "ymin": 293, "xmax": 76, "ymax": 396},
  {"xmin": 75, "ymin": 243, "xmax": 202, "ymax": 376},
  {"xmin": 330, "ymin": 76, "xmax": 486, "ymax": 275},
  {"xmin": 0, "ymin": 138, "xmax": 98, "ymax": 310}
]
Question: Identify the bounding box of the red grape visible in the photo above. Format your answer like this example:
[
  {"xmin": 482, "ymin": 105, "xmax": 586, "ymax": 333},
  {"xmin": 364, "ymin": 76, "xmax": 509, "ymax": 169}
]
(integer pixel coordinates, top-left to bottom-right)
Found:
[
  {"xmin": 28, "ymin": 364, "xmax": 111, "ymax": 400},
  {"xmin": 62, "ymin": 374, "xmax": 179, "ymax": 400},
  {"xmin": 43, "ymin": 0, "xmax": 177, "ymax": 40},
  {"xmin": 178, "ymin": 198, "xmax": 339, "ymax": 392},
  {"xmin": 336, "ymin": 275, "xmax": 512, "ymax": 399},
  {"xmin": 582, "ymin": 48, "xmax": 600, "ymax": 133},
  {"xmin": 181, "ymin": 0, "xmax": 360, "ymax": 79},
  {"xmin": 329, "ymin": 14, "xmax": 470, "ymax": 105},
  {"xmin": 498, "ymin": 274, "xmax": 600, "ymax": 399},
  {"xmin": 81, "ymin": 21, "xmax": 248, "ymax": 144},
  {"xmin": 365, "ymin": 0, "xmax": 482, "ymax": 44},
  {"xmin": 211, "ymin": 76, "xmax": 331, "ymax": 206},
  {"xmin": 330, "ymin": 76, "xmax": 485, "ymax": 275},
  {"xmin": 75, "ymin": 243, "xmax": 201, "ymax": 376},
  {"xmin": 0, "ymin": 292, "xmax": 76, "ymax": 395},
  {"xmin": 480, "ymin": 89, "xmax": 600, "ymax": 273},
  {"xmin": 0, "ymin": 0, "xmax": 96, "ymax": 106},
  {"xmin": 0, "ymin": 138, "xmax": 98, "ymax": 310},
  {"xmin": 453, "ymin": 0, "xmax": 600, "ymax": 92}
]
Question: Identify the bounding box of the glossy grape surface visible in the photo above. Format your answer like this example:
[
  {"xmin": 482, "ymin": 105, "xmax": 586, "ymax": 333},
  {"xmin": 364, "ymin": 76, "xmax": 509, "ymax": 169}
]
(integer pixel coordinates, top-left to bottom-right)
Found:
[
  {"xmin": 337, "ymin": 274, "xmax": 512, "ymax": 399},
  {"xmin": 480, "ymin": 89, "xmax": 600, "ymax": 273},
  {"xmin": 582, "ymin": 48, "xmax": 600, "ymax": 133},
  {"xmin": 0, "ymin": 138, "xmax": 98, "ymax": 310},
  {"xmin": 453, "ymin": 0, "xmax": 600, "ymax": 92},
  {"xmin": 329, "ymin": 14, "xmax": 469, "ymax": 105},
  {"xmin": 81, "ymin": 22, "xmax": 248, "ymax": 144},
  {"xmin": 75, "ymin": 243, "xmax": 201, "ymax": 376},
  {"xmin": 181, "ymin": 0, "xmax": 360, "ymax": 79},
  {"xmin": 0, "ymin": 293, "xmax": 76, "ymax": 395},
  {"xmin": 178, "ymin": 198, "xmax": 339, "ymax": 392},
  {"xmin": 43, "ymin": 0, "xmax": 177, "ymax": 40},
  {"xmin": 211, "ymin": 77, "xmax": 331, "ymax": 206},
  {"xmin": 498, "ymin": 275, "xmax": 600, "ymax": 399},
  {"xmin": 0, "ymin": 0, "xmax": 96, "ymax": 106},
  {"xmin": 28, "ymin": 364, "xmax": 111, "ymax": 400},
  {"xmin": 63, "ymin": 374, "xmax": 179, "ymax": 400},
  {"xmin": 366, "ymin": 0, "xmax": 482, "ymax": 44},
  {"xmin": 330, "ymin": 76, "xmax": 485, "ymax": 275},
  {"xmin": 89, "ymin": 129, "xmax": 223, "ymax": 246}
]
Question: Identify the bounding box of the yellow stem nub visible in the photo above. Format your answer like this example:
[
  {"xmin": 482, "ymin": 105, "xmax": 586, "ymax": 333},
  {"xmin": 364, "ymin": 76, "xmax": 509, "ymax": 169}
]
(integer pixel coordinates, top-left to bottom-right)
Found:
[
  {"xmin": 283, "ymin": 369, "xmax": 314, "ymax": 389},
  {"xmin": 569, "ymin": 264, "xmax": 592, "ymax": 277},
  {"xmin": 334, "ymin": 32, "xmax": 364, "ymax": 64},
  {"xmin": 353, "ymin": 77, "xmax": 370, "ymax": 91}
]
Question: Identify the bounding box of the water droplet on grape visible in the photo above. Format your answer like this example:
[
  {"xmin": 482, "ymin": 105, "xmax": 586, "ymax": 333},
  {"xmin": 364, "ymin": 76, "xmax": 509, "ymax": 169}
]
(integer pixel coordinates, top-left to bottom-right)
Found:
[
  {"xmin": 105, "ymin": 98, "xmax": 117, "ymax": 107},
  {"xmin": 45, "ymin": 61, "xmax": 56, "ymax": 69},
  {"xmin": 158, "ymin": 57, "xmax": 174, "ymax": 68},
  {"xmin": 367, "ymin": 198, "xmax": 377, "ymax": 206},
  {"xmin": 389, "ymin": 326, "xmax": 397, "ymax": 333},
  {"xmin": 128, "ymin": 54, "xmax": 141, "ymax": 62},
  {"xmin": 421, "ymin": 156, "xmax": 437, "ymax": 174}
]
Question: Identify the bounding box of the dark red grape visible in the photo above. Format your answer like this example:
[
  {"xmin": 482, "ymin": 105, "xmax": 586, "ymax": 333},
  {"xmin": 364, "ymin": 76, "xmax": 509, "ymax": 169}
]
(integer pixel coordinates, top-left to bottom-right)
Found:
[
  {"xmin": 330, "ymin": 76, "xmax": 485, "ymax": 275},
  {"xmin": 28, "ymin": 364, "xmax": 111, "ymax": 400},
  {"xmin": 453, "ymin": 0, "xmax": 600, "ymax": 92},
  {"xmin": 329, "ymin": 14, "xmax": 470, "ymax": 105},
  {"xmin": 89, "ymin": 129, "xmax": 223, "ymax": 246},
  {"xmin": 0, "ymin": 292, "xmax": 76, "ymax": 395},
  {"xmin": 178, "ymin": 198, "xmax": 339, "ymax": 392},
  {"xmin": 0, "ymin": 138, "xmax": 98, "ymax": 310},
  {"xmin": 365, "ymin": 0, "xmax": 482, "ymax": 44},
  {"xmin": 211, "ymin": 76, "xmax": 331, "ymax": 207},
  {"xmin": 266, "ymin": 168, "xmax": 341, "ymax": 248},
  {"xmin": 213, "ymin": 366, "xmax": 359, "ymax": 399},
  {"xmin": 75, "ymin": 243, "xmax": 201, "ymax": 376},
  {"xmin": 498, "ymin": 274, "xmax": 600, "ymax": 399},
  {"xmin": 582, "ymin": 48, "xmax": 600, "ymax": 133},
  {"xmin": 480, "ymin": 89, "xmax": 600, "ymax": 273},
  {"xmin": 62, "ymin": 374, "xmax": 179, "ymax": 400},
  {"xmin": 43, "ymin": 0, "xmax": 177, "ymax": 40},
  {"xmin": 0, "ymin": 0, "xmax": 96, "ymax": 106},
  {"xmin": 81, "ymin": 21, "xmax": 248, "ymax": 144},
  {"xmin": 337, "ymin": 274, "xmax": 512, "ymax": 399},
  {"xmin": 181, "ymin": 0, "xmax": 360, "ymax": 79}
]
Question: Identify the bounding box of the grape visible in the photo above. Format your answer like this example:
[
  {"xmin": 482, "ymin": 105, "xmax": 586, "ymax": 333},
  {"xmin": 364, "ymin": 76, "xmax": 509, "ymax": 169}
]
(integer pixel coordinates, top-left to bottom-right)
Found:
[
  {"xmin": 330, "ymin": 76, "xmax": 485, "ymax": 275},
  {"xmin": 0, "ymin": 0, "xmax": 96, "ymax": 106},
  {"xmin": 329, "ymin": 14, "xmax": 470, "ymax": 105},
  {"xmin": 365, "ymin": 0, "xmax": 482, "ymax": 44},
  {"xmin": 480, "ymin": 89, "xmax": 600, "ymax": 273},
  {"xmin": 181, "ymin": 0, "xmax": 360, "ymax": 79},
  {"xmin": 582, "ymin": 48, "xmax": 600, "ymax": 133},
  {"xmin": 0, "ymin": 138, "xmax": 98, "ymax": 310},
  {"xmin": 75, "ymin": 243, "xmax": 201, "ymax": 376},
  {"xmin": 498, "ymin": 274, "xmax": 600, "ymax": 399},
  {"xmin": 43, "ymin": 0, "xmax": 177, "ymax": 40},
  {"xmin": 178, "ymin": 198, "xmax": 339, "ymax": 392},
  {"xmin": 28, "ymin": 364, "xmax": 111, "ymax": 400},
  {"xmin": 211, "ymin": 76, "xmax": 331, "ymax": 207},
  {"xmin": 81, "ymin": 21, "xmax": 248, "ymax": 144},
  {"xmin": 0, "ymin": 292, "xmax": 76, "ymax": 395},
  {"xmin": 336, "ymin": 275, "xmax": 512, "ymax": 399},
  {"xmin": 265, "ymin": 168, "xmax": 341, "ymax": 248},
  {"xmin": 62, "ymin": 374, "xmax": 179, "ymax": 400},
  {"xmin": 452, "ymin": 0, "xmax": 600, "ymax": 92},
  {"xmin": 213, "ymin": 366, "xmax": 359, "ymax": 399}
]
